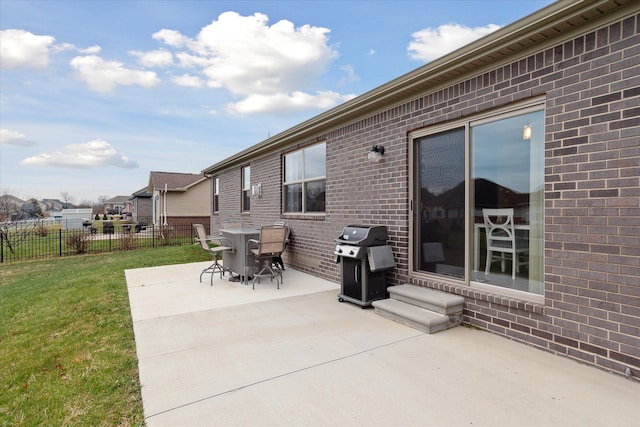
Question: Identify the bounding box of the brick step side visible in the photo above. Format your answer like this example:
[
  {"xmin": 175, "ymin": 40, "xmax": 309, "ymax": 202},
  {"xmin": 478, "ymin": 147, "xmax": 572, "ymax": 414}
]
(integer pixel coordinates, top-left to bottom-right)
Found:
[{"xmin": 388, "ymin": 284, "xmax": 464, "ymax": 315}]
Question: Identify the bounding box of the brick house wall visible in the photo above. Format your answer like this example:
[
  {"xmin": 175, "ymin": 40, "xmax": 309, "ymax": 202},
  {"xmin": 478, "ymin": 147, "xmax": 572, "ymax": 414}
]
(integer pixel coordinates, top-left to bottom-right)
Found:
[
  {"xmin": 413, "ymin": 13, "xmax": 640, "ymax": 375},
  {"xmin": 216, "ymin": 168, "xmax": 242, "ymax": 225},
  {"xmin": 208, "ymin": 5, "xmax": 639, "ymax": 376}
]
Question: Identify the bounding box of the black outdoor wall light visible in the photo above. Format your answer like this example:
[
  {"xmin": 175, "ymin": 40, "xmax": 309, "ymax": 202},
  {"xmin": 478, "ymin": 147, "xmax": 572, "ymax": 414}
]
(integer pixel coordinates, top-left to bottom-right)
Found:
[{"xmin": 368, "ymin": 145, "xmax": 385, "ymax": 163}]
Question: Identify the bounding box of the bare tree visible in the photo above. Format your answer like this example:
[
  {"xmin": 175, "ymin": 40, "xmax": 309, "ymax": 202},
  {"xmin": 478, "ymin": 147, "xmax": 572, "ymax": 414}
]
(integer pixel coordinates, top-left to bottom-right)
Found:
[
  {"xmin": 95, "ymin": 195, "xmax": 110, "ymax": 214},
  {"xmin": 0, "ymin": 219, "xmax": 38, "ymax": 255},
  {"xmin": 60, "ymin": 192, "xmax": 76, "ymax": 205},
  {"xmin": 77, "ymin": 199, "xmax": 94, "ymax": 208},
  {"xmin": 0, "ymin": 190, "xmax": 38, "ymax": 253},
  {"xmin": 27, "ymin": 198, "xmax": 44, "ymax": 218}
]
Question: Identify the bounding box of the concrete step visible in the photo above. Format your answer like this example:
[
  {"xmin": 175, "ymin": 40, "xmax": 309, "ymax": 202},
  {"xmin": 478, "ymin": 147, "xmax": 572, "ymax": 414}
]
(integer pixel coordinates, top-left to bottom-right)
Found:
[
  {"xmin": 372, "ymin": 298, "xmax": 452, "ymax": 334},
  {"xmin": 388, "ymin": 284, "xmax": 464, "ymax": 315}
]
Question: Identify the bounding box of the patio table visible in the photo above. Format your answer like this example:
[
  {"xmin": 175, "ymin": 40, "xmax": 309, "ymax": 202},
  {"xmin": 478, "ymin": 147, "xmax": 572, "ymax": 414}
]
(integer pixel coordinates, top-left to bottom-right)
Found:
[{"xmin": 220, "ymin": 227, "xmax": 260, "ymax": 285}]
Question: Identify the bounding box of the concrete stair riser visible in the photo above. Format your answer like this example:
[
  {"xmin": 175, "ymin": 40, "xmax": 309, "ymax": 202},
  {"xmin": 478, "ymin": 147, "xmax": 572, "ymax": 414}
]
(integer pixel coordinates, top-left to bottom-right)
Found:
[
  {"xmin": 388, "ymin": 284, "xmax": 464, "ymax": 315},
  {"xmin": 372, "ymin": 284, "xmax": 464, "ymax": 334}
]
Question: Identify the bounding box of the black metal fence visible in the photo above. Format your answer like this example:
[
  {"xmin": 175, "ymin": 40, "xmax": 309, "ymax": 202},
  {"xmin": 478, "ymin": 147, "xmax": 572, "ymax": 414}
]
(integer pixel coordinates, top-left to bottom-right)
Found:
[{"xmin": 0, "ymin": 221, "xmax": 198, "ymax": 263}]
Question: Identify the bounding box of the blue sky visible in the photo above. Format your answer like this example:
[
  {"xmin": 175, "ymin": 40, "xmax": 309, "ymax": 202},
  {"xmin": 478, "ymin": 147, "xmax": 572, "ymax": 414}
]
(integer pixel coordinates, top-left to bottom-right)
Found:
[{"xmin": 1, "ymin": 0, "xmax": 554, "ymax": 204}]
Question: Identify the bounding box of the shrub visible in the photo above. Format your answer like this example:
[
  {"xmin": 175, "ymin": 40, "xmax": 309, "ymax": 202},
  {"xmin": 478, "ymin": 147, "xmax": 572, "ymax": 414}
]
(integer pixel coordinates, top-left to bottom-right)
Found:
[
  {"xmin": 65, "ymin": 230, "xmax": 89, "ymax": 254},
  {"xmin": 35, "ymin": 223, "xmax": 49, "ymax": 237},
  {"xmin": 119, "ymin": 233, "xmax": 136, "ymax": 251},
  {"xmin": 159, "ymin": 224, "xmax": 175, "ymax": 246},
  {"xmin": 95, "ymin": 214, "xmax": 100, "ymax": 220}
]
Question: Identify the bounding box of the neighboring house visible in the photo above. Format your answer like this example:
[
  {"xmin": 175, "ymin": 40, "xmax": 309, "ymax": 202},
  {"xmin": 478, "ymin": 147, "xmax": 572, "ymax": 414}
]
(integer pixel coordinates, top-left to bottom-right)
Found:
[
  {"xmin": 203, "ymin": 0, "xmax": 639, "ymax": 377},
  {"xmin": 41, "ymin": 199, "xmax": 75, "ymax": 220},
  {"xmin": 129, "ymin": 187, "xmax": 153, "ymax": 225},
  {"xmin": 0, "ymin": 195, "xmax": 26, "ymax": 221},
  {"xmin": 41, "ymin": 199, "xmax": 72, "ymax": 213},
  {"xmin": 104, "ymin": 195, "xmax": 130, "ymax": 215},
  {"xmin": 148, "ymin": 171, "xmax": 210, "ymax": 227}
]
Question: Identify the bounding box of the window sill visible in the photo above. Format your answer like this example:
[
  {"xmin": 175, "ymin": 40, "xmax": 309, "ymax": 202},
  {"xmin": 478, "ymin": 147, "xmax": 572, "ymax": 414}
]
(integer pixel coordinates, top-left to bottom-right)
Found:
[
  {"xmin": 411, "ymin": 272, "xmax": 545, "ymax": 315},
  {"xmin": 282, "ymin": 213, "xmax": 326, "ymax": 221}
]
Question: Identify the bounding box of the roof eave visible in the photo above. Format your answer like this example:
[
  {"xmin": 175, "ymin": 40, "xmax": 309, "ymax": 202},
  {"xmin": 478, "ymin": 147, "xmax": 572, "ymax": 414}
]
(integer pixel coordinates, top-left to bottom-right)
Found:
[{"xmin": 202, "ymin": 0, "xmax": 632, "ymax": 175}]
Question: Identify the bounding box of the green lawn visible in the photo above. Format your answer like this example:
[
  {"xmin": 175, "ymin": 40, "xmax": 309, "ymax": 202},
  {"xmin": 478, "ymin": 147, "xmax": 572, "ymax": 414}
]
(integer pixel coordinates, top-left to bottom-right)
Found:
[{"xmin": 0, "ymin": 245, "xmax": 210, "ymax": 426}]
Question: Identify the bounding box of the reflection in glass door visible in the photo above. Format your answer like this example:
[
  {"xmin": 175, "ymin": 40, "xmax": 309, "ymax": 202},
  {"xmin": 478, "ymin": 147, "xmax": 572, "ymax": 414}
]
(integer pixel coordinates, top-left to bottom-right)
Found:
[
  {"xmin": 415, "ymin": 128, "xmax": 465, "ymax": 278},
  {"xmin": 471, "ymin": 110, "xmax": 544, "ymax": 294}
]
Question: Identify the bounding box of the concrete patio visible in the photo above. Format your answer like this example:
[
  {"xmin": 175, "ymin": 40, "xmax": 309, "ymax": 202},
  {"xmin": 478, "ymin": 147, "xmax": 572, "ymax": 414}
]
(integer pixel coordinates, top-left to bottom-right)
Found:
[{"xmin": 125, "ymin": 261, "xmax": 639, "ymax": 427}]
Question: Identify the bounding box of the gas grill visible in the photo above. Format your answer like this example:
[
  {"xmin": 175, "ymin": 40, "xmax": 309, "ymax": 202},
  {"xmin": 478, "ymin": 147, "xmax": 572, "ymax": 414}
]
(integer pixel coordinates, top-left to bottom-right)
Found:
[{"xmin": 334, "ymin": 225, "xmax": 396, "ymax": 307}]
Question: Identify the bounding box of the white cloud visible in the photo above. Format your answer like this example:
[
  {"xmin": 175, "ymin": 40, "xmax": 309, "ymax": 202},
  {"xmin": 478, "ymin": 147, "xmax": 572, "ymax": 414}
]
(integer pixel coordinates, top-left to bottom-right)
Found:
[
  {"xmin": 197, "ymin": 12, "xmax": 337, "ymax": 95},
  {"xmin": 80, "ymin": 45, "xmax": 102, "ymax": 54},
  {"xmin": 3, "ymin": 13, "xmax": 349, "ymax": 115},
  {"xmin": 155, "ymin": 11, "xmax": 342, "ymax": 115},
  {"xmin": 0, "ymin": 29, "xmax": 55, "ymax": 69},
  {"xmin": 172, "ymin": 73, "xmax": 204, "ymax": 88},
  {"xmin": 175, "ymin": 52, "xmax": 212, "ymax": 69},
  {"xmin": 52, "ymin": 43, "xmax": 101, "ymax": 54},
  {"xmin": 21, "ymin": 139, "xmax": 138, "ymax": 169},
  {"xmin": 130, "ymin": 49, "xmax": 173, "ymax": 67},
  {"xmin": 152, "ymin": 29, "xmax": 190, "ymax": 48},
  {"xmin": 227, "ymin": 90, "xmax": 355, "ymax": 115},
  {"xmin": 0, "ymin": 128, "xmax": 37, "ymax": 146},
  {"xmin": 338, "ymin": 65, "xmax": 359, "ymax": 86},
  {"xmin": 408, "ymin": 23, "xmax": 501, "ymax": 62},
  {"xmin": 70, "ymin": 55, "xmax": 161, "ymax": 93}
]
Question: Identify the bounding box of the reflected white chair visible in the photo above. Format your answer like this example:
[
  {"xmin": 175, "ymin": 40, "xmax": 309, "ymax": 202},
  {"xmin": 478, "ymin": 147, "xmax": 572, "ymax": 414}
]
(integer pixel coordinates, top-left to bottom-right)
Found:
[
  {"xmin": 483, "ymin": 208, "xmax": 528, "ymax": 280},
  {"xmin": 193, "ymin": 224, "xmax": 233, "ymax": 285}
]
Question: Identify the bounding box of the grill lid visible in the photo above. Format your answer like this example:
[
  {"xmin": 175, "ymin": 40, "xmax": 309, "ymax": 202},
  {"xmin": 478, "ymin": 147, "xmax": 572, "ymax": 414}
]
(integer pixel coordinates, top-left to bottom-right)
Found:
[{"xmin": 336, "ymin": 225, "xmax": 388, "ymax": 246}]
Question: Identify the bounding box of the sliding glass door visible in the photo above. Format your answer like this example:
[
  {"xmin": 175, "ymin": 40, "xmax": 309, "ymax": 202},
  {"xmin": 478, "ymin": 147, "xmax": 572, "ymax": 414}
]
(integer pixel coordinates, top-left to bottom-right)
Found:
[
  {"xmin": 415, "ymin": 127, "xmax": 465, "ymax": 278},
  {"xmin": 413, "ymin": 105, "xmax": 544, "ymax": 296}
]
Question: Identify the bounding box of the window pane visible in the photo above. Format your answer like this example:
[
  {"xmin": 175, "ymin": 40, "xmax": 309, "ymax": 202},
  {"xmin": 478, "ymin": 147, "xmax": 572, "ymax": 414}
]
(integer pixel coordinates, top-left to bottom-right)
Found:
[
  {"xmin": 282, "ymin": 142, "xmax": 326, "ymax": 213},
  {"xmin": 213, "ymin": 177, "xmax": 219, "ymax": 212},
  {"xmin": 304, "ymin": 143, "xmax": 326, "ymax": 179},
  {"xmin": 242, "ymin": 167, "xmax": 250, "ymax": 190},
  {"xmin": 471, "ymin": 110, "xmax": 544, "ymax": 294},
  {"xmin": 416, "ymin": 128, "xmax": 465, "ymax": 278},
  {"xmin": 305, "ymin": 180, "xmax": 326, "ymax": 212},
  {"xmin": 285, "ymin": 151, "xmax": 303, "ymax": 182},
  {"xmin": 241, "ymin": 166, "xmax": 250, "ymax": 211},
  {"xmin": 284, "ymin": 183, "xmax": 302, "ymax": 212},
  {"xmin": 242, "ymin": 190, "xmax": 250, "ymax": 211}
]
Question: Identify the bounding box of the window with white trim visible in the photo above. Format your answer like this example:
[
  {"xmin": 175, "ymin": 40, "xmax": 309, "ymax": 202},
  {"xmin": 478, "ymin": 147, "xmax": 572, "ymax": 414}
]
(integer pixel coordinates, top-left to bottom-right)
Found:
[
  {"xmin": 241, "ymin": 166, "xmax": 250, "ymax": 212},
  {"xmin": 283, "ymin": 142, "xmax": 326, "ymax": 213},
  {"xmin": 213, "ymin": 177, "xmax": 219, "ymax": 213}
]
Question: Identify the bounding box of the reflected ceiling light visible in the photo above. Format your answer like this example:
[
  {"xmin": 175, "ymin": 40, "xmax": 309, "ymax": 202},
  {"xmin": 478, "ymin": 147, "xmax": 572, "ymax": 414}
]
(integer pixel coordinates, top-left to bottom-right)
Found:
[
  {"xmin": 368, "ymin": 145, "xmax": 385, "ymax": 163},
  {"xmin": 523, "ymin": 125, "xmax": 532, "ymax": 140}
]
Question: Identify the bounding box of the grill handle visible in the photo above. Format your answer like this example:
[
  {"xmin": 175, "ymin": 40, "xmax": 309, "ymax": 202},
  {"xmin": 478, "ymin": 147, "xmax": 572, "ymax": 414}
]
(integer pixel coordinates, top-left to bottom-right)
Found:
[{"xmin": 355, "ymin": 264, "xmax": 360, "ymax": 283}]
